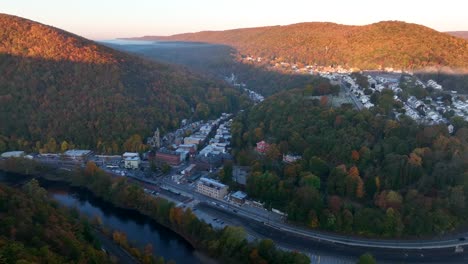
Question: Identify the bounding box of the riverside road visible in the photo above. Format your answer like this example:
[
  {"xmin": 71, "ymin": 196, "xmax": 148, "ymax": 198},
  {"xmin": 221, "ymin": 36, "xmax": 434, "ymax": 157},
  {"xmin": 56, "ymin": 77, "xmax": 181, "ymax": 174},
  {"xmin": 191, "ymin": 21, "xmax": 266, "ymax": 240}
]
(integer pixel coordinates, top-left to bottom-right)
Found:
[{"xmin": 30, "ymin": 156, "xmax": 468, "ymax": 263}]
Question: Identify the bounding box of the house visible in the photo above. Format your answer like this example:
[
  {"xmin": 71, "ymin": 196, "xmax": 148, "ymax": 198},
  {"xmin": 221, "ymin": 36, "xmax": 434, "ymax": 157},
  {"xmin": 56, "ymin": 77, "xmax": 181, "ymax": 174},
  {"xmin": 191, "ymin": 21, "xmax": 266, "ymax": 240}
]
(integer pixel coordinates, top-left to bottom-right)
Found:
[
  {"xmin": 231, "ymin": 191, "xmax": 248, "ymax": 204},
  {"xmin": 124, "ymin": 156, "xmax": 140, "ymax": 169},
  {"xmin": 255, "ymin": 141, "xmax": 270, "ymax": 154},
  {"xmin": 232, "ymin": 166, "xmax": 250, "ymax": 186},
  {"xmin": 199, "ymin": 144, "xmax": 225, "ymax": 157},
  {"xmin": 196, "ymin": 177, "xmax": 228, "ymax": 199},
  {"xmin": 282, "ymin": 154, "xmax": 301, "ymax": 163},
  {"xmin": 176, "ymin": 144, "xmax": 197, "ymax": 154},
  {"xmin": 184, "ymin": 136, "xmax": 205, "ymax": 145},
  {"xmin": 427, "ymin": 80, "xmax": 442, "ymax": 90}
]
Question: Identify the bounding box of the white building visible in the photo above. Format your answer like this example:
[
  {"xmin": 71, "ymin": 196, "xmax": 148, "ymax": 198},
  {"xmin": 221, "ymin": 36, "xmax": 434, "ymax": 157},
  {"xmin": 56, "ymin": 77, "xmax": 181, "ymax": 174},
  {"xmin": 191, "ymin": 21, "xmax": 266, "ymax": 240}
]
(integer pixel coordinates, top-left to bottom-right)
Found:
[
  {"xmin": 122, "ymin": 152, "xmax": 139, "ymax": 159},
  {"xmin": 427, "ymin": 80, "xmax": 442, "ymax": 90},
  {"xmin": 196, "ymin": 177, "xmax": 228, "ymax": 200},
  {"xmin": 124, "ymin": 156, "xmax": 140, "ymax": 169}
]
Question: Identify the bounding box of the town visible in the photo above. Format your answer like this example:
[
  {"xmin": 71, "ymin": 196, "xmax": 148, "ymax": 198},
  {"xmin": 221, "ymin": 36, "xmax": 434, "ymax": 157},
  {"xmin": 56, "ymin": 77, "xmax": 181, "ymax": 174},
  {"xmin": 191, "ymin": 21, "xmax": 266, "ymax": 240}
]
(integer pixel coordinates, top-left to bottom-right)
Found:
[
  {"xmin": 239, "ymin": 55, "xmax": 468, "ymax": 126},
  {"xmin": 0, "ymin": 111, "xmax": 287, "ymax": 232}
]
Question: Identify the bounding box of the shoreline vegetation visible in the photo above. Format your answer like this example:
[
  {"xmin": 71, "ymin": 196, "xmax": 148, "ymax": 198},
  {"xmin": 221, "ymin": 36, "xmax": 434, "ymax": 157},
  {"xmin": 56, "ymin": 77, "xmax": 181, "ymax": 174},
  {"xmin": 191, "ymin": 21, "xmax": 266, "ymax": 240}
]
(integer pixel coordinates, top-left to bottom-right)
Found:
[
  {"xmin": 0, "ymin": 158, "xmax": 310, "ymax": 264},
  {"xmin": 0, "ymin": 177, "xmax": 116, "ymax": 263}
]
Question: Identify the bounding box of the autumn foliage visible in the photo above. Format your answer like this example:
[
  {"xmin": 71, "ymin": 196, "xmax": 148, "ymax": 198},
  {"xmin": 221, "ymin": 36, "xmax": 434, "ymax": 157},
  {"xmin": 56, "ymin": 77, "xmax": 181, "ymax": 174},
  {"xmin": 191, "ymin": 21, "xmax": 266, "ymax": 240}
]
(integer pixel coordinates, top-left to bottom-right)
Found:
[
  {"xmin": 0, "ymin": 14, "xmax": 247, "ymax": 154},
  {"xmin": 148, "ymin": 21, "xmax": 468, "ymax": 70},
  {"xmin": 232, "ymin": 88, "xmax": 468, "ymax": 237}
]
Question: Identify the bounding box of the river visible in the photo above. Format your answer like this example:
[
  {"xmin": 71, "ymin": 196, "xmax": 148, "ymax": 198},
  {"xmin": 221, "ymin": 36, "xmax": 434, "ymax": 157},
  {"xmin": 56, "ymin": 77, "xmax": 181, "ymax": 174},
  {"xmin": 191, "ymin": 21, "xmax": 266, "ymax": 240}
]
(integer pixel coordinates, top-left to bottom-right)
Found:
[{"xmin": 0, "ymin": 172, "xmax": 209, "ymax": 264}]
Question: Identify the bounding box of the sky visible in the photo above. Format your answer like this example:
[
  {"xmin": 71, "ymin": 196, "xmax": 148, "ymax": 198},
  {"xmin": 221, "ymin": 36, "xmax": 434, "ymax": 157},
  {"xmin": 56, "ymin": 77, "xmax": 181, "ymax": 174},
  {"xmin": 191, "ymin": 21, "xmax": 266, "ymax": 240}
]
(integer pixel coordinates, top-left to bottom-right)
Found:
[{"xmin": 2, "ymin": 0, "xmax": 468, "ymax": 40}]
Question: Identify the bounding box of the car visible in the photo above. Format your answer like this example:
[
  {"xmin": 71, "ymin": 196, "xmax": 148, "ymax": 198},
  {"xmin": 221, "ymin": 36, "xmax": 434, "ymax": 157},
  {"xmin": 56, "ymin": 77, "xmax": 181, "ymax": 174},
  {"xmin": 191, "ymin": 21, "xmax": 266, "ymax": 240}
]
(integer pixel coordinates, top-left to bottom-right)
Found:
[
  {"xmin": 213, "ymin": 218, "xmax": 217, "ymax": 221},
  {"xmin": 459, "ymin": 237, "xmax": 466, "ymax": 241},
  {"xmin": 233, "ymin": 209, "xmax": 238, "ymax": 213}
]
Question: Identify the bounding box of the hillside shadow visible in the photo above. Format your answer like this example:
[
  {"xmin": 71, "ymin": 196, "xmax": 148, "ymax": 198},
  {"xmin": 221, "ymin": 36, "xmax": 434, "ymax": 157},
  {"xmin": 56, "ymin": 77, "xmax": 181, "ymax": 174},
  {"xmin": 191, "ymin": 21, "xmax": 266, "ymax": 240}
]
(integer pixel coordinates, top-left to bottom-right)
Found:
[
  {"xmin": 0, "ymin": 52, "xmax": 244, "ymax": 153},
  {"xmin": 102, "ymin": 41, "xmax": 328, "ymax": 97}
]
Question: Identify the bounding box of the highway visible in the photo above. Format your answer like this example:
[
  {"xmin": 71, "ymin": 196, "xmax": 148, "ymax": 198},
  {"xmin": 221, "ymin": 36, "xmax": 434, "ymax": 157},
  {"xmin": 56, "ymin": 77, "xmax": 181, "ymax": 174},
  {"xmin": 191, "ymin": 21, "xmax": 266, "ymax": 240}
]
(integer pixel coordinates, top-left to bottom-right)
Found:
[
  {"xmin": 161, "ymin": 178, "xmax": 468, "ymax": 249},
  {"xmin": 29, "ymin": 157, "xmax": 468, "ymax": 262}
]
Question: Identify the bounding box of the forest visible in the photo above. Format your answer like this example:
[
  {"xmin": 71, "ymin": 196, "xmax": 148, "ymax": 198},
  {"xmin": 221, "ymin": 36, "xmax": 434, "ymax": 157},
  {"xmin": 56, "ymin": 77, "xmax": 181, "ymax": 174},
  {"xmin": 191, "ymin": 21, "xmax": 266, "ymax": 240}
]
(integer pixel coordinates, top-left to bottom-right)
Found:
[
  {"xmin": 140, "ymin": 21, "xmax": 468, "ymax": 71},
  {"xmin": 230, "ymin": 88, "xmax": 468, "ymax": 237},
  {"xmin": 0, "ymin": 14, "xmax": 249, "ymax": 154},
  {"xmin": 0, "ymin": 159, "xmax": 310, "ymax": 264},
  {"xmin": 0, "ymin": 180, "xmax": 113, "ymax": 263}
]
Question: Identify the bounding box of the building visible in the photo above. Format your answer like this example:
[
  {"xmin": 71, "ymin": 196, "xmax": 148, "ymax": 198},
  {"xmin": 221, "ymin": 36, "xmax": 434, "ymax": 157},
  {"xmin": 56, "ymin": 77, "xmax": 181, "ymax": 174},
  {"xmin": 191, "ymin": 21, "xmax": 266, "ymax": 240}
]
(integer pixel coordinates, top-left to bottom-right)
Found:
[
  {"xmin": 155, "ymin": 149, "xmax": 182, "ymax": 166},
  {"xmin": 181, "ymin": 164, "xmax": 197, "ymax": 176},
  {"xmin": 147, "ymin": 128, "xmax": 161, "ymax": 149},
  {"xmin": 175, "ymin": 149, "xmax": 189, "ymax": 161},
  {"xmin": 232, "ymin": 166, "xmax": 250, "ymax": 186},
  {"xmin": 196, "ymin": 177, "xmax": 228, "ymax": 199},
  {"xmin": 255, "ymin": 141, "xmax": 270, "ymax": 154},
  {"xmin": 231, "ymin": 191, "xmax": 247, "ymax": 204},
  {"xmin": 188, "ymin": 172, "xmax": 204, "ymax": 183},
  {"xmin": 283, "ymin": 154, "xmax": 302, "ymax": 163},
  {"xmin": 63, "ymin": 149, "xmax": 93, "ymax": 161},
  {"xmin": 199, "ymin": 144, "xmax": 226, "ymax": 157},
  {"xmin": 176, "ymin": 144, "xmax": 197, "ymax": 154},
  {"xmin": 122, "ymin": 152, "xmax": 139, "ymax": 159},
  {"xmin": 184, "ymin": 136, "xmax": 205, "ymax": 146},
  {"xmin": 1, "ymin": 151, "xmax": 25, "ymax": 158},
  {"xmin": 124, "ymin": 156, "xmax": 140, "ymax": 169}
]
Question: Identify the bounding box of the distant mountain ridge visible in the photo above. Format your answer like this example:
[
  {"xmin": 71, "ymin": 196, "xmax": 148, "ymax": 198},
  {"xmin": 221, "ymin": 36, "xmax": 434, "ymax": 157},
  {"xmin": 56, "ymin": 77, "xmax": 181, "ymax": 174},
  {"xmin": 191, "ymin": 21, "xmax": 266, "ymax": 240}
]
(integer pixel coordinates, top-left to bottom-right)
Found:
[
  {"xmin": 446, "ymin": 31, "xmax": 468, "ymax": 40},
  {"xmin": 0, "ymin": 14, "xmax": 244, "ymax": 153},
  {"xmin": 129, "ymin": 21, "xmax": 468, "ymax": 71}
]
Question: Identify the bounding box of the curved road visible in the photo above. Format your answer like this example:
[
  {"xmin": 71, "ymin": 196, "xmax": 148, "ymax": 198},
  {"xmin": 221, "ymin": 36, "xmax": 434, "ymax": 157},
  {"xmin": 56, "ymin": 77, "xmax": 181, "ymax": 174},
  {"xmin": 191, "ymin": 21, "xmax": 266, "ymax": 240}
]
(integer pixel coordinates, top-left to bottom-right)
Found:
[
  {"xmin": 31, "ymin": 158, "xmax": 468, "ymax": 261},
  {"xmin": 161, "ymin": 179, "xmax": 468, "ymax": 250}
]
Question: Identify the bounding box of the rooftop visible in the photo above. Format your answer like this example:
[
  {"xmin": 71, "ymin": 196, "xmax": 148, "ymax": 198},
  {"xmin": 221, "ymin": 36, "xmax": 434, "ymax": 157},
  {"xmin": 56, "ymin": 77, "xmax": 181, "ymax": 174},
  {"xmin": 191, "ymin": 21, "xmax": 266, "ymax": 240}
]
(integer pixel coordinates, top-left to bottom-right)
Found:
[
  {"xmin": 64, "ymin": 149, "xmax": 92, "ymax": 157},
  {"xmin": 124, "ymin": 156, "xmax": 140, "ymax": 161},
  {"xmin": 231, "ymin": 191, "xmax": 247, "ymax": 200},
  {"xmin": 199, "ymin": 177, "xmax": 228, "ymax": 189}
]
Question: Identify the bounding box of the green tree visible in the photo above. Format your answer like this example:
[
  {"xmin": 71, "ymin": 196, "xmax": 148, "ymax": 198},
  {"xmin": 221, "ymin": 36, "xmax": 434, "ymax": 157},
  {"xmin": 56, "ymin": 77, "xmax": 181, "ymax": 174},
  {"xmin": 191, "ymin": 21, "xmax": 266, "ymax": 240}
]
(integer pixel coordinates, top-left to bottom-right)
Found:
[{"xmin": 357, "ymin": 253, "xmax": 376, "ymax": 264}]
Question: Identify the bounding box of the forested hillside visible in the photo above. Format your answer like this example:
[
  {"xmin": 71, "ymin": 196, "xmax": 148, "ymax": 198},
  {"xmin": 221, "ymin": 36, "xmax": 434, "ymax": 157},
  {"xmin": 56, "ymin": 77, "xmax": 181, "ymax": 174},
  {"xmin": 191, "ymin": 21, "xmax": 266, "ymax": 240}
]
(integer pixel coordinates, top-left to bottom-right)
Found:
[
  {"xmin": 0, "ymin": 14, "xmax": 247, "ymax": 154},
  {"xmin": 137, "ymin": 21, "xmax": 468, "ymax": 70},
  {"xmin": 106, "ymin": 41, "xmax": 331, "ymax": 96},
  {"xmin": 231, "ymin": 89, "xmax": 468, "ymax": 237},
  {"xmin": 0, "ymin": 180, "xmax": 112, "ymax": 263}
]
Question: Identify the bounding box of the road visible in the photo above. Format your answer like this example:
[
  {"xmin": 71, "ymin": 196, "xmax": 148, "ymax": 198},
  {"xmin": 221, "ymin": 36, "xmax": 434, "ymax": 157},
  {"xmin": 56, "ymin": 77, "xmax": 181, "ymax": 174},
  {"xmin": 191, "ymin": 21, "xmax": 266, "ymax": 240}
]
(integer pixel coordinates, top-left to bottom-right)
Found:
[
  {"xmin": 31, "ymin": 156, "xmax": 468, "ymax": 262},
  {"xmin": 339, "ymin": 79, "xmax": 364, "ymax": 110}
]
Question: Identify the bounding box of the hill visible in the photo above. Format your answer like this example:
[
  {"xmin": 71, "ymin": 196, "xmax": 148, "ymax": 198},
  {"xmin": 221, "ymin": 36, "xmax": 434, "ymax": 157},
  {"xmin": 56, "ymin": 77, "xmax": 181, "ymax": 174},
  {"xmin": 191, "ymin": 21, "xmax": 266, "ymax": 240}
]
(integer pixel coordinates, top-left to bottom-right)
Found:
[
  {"xmin": 446, "ymin": 31, "xmax": 468, "ymax": 40},
  {"xmin": 0, "ymin": 180, "xmax": 113, "ymax": 263},
  {"xmin": 231, "ymin": 88, "xmax": 468, "ymax": 237},
  {"xmin": 0, "ymin": 14, "xmax": 246, "ymax": 153},
  {"xmin": 104, "ymin": 41, "xmax": 332, "ymax": 96},
  {"xmin": 133, "ymin": 21, "xmax": 468, "ymax": 71}
]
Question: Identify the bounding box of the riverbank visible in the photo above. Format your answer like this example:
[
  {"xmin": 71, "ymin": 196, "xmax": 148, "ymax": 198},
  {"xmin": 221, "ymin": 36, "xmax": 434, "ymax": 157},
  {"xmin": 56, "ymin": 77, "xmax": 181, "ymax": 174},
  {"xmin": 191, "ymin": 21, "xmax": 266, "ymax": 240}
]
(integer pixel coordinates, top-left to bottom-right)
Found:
[
  {"xmin": 0, "ymin": 159, "xmax": 310, "ymax": 264},
  {"xmin": 0, "ymin": 171, "xmax": 193, "ymax": 264}
]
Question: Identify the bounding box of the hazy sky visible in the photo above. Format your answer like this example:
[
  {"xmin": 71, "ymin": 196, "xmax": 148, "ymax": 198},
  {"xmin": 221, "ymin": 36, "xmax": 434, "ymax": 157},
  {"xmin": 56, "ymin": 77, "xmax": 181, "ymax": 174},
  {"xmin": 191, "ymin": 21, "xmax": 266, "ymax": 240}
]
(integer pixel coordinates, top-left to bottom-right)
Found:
[{"xmin": 2, "ymin": 0, "xmax": 467, "ymax": 40}]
